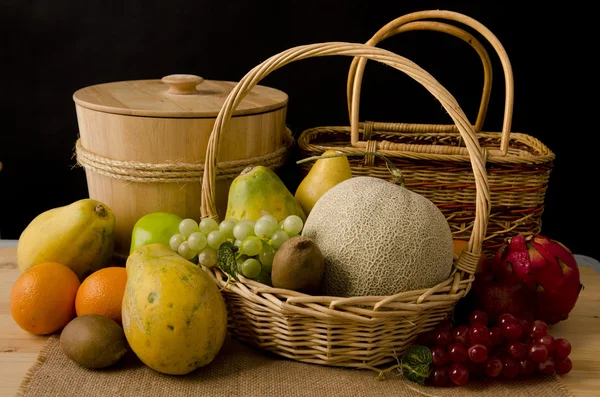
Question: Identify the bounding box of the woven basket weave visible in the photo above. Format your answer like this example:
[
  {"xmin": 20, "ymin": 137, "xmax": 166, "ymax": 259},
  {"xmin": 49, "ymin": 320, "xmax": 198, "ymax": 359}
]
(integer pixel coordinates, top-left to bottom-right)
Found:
[
  {"xmin": 297, "ymin": 10, "xmax": 554, "ymax": 257},
  {"xmin": 199, "ymin": 41, "xmax": 491, "ymax": 368}
]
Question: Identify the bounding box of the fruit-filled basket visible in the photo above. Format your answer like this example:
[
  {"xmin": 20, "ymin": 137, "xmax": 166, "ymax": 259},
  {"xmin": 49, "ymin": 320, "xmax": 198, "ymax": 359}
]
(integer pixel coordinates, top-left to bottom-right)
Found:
[
  {"xmin": 199, "ymin": 41, "xmax": 491, "ymax": 368},
  {"xmin": 297, "ymin": 10, "xmax": 555, "ymax": 257}
]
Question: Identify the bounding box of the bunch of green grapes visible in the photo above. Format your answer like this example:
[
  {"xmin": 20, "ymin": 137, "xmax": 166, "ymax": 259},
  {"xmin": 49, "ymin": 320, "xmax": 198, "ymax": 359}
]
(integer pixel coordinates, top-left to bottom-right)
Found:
[
  {"xmin": 168, "ymin": 217, "xmax": 226, "ymax": 268},
  {"xmin": 169, "ymin": 214, "xmax": 304, "ymax": 284}
]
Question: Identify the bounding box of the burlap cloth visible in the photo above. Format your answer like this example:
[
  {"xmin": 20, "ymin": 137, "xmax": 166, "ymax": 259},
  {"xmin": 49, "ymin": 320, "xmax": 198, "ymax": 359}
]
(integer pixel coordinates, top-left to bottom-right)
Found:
[{"xmin": 17, "ymin": 335, "xmax": 573, "ymax": 397}]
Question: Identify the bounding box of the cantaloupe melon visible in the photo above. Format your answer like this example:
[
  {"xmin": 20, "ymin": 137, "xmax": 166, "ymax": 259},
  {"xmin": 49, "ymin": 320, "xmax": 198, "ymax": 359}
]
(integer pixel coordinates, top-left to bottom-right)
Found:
[{"xmin": 301, "ymin": 176, "xmax": 453, "ymax": 297}]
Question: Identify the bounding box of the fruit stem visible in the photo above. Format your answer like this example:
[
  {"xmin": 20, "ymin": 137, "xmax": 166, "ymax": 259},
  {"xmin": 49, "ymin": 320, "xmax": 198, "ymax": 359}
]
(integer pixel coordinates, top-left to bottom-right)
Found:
[
  {"xmin": 94, "ymin": 205, "xmax": 107, "ymax": 218},
  {"xmin": 220, "ymin": 273, "xmax": 232, "ymax": 292},
  {"xmin": 297, "ymin": 152, "xmax": 405, "ymax": 187},
  {"xmin": 240, "ymin": 166, "xmax": 254, "ymax": 176}
]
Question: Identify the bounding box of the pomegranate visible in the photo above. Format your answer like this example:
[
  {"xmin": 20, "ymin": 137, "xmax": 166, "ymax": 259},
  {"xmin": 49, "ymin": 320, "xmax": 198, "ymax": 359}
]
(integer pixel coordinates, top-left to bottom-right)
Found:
[
  {"xmin": 493, "ymin": 234, "xmax": 583, "ymax": 325},
  {"xmin": 460, "ymin": 270, "xmax": 536, "ymax": 323}
]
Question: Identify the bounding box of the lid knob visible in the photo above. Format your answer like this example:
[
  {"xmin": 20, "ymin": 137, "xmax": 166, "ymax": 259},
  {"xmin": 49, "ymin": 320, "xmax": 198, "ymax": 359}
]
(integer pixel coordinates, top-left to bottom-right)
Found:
[{"xmin": 161, "ymin": 74, "xmax": 204, "ymax": 95}]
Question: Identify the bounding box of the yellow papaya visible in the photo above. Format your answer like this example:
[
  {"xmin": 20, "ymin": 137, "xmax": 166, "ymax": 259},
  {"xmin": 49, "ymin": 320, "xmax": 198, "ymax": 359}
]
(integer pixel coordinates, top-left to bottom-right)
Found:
[
  {"xmin": 17, "ymin": 199, "xmax": 115, "ymax": 280},
  {"xmin": 225, "ymin": 166, "xmax": 306, "ymax": 222},
  {"xmin": 122, "ymin": 243, "xmax": 227, "ymax": 375}
]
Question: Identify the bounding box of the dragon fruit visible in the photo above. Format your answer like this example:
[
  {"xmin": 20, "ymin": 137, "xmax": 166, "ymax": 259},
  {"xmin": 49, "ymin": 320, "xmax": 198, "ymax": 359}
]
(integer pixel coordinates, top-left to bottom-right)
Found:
[{"xmin": 493, "ymin": 234, "xmax": 583, "ymax": 325}]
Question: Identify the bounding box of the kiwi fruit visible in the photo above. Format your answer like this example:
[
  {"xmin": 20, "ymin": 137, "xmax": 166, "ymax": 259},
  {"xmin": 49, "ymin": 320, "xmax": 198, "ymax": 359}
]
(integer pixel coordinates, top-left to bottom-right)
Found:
[
  {"xmin": 60, "ymin": 314, "xmax": 128, "ymax": 369},
  {"xmin": 271, "ymin": 236, "xmax": 324, "ymax": 293}
]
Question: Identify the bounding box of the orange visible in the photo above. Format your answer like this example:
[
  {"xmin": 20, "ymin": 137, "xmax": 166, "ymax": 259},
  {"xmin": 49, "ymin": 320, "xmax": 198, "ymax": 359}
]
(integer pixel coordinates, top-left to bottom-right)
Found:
[
  {"xmin": 75, "ymin": 267, "xmax": 127, "ymax": 324},
  {"xmin": 453, "ymin": 239, "xmax": 489, "ymax": 273},
  {"xmin": 10, "ymin": 262, "xmax": 80, "ymax": 335}
]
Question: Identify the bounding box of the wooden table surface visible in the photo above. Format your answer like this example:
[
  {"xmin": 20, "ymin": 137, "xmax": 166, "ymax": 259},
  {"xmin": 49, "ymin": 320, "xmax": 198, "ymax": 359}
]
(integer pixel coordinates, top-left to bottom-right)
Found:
[{"xmin": 1, "ymin": 246, "xmax": 599, "ymax": 396}]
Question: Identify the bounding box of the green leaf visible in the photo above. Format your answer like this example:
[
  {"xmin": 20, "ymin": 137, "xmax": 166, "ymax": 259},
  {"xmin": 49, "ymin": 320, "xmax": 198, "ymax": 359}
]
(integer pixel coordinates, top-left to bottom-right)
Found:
[
  {"xmin": 401, "ymin": 345, "xmax": 432, "ymax": 385},
  {"xmin": 217, "ymin": 241, "xmax": 239, "ymax": 281},
  {"xmin": 402, "ymin": 363, "xmax": 431, "ymax": 385},
  {"xmin": 403, "ymin": 345, "xmax": 433, "ymax": 365}
]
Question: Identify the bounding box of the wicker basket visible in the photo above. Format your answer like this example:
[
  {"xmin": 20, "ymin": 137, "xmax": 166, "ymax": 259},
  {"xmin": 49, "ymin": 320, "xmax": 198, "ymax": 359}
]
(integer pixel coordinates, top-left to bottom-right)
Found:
[
  {"xmin": 297, "ymin": 10, "xmax": 555, "ymax": 257},
  {"xmin": 199, "ymin": 42, "xmax": 490, "ymax": 368}
]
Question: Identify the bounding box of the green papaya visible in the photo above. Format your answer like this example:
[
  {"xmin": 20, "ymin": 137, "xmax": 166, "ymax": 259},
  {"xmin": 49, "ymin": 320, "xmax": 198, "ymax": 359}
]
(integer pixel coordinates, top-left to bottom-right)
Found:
[{"xmin": 225, "ymin": 166, "xmax": 306, "ymax": 222}]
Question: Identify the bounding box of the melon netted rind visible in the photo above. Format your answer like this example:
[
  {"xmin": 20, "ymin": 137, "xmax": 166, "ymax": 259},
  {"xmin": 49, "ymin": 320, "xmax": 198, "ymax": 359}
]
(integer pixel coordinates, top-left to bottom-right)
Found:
[{"xmin": 301, "ymin": 176, "xmax": 454, "ymax": 298}]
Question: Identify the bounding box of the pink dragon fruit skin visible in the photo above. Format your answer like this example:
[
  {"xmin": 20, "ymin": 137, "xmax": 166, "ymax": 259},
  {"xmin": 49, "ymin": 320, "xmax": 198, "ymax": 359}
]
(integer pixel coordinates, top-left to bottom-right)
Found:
[
  {"xmin": 530, "ymin": 235, "xmax": 583, "ymax": 324},
  {"xmin": 493, "ymin": 234, "xmax": 583, "ymax": 325},
  {"xmin": 493, "ymin": 234, "xmax": 536, "ymax": 288}
]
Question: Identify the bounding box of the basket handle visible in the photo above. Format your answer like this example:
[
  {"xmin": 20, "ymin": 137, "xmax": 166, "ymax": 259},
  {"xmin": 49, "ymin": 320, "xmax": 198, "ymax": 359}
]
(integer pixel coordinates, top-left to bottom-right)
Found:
[
  {"xmin": 200, "ymin": 42, "xmax": 491, "ymax": 271},
  {"xmin": 348, "ymin": 10, "xmax": 514, "ymax": 156},
  {"xmin": 347, "ymin": 20, "xmax": 493, "ymax": 134}
]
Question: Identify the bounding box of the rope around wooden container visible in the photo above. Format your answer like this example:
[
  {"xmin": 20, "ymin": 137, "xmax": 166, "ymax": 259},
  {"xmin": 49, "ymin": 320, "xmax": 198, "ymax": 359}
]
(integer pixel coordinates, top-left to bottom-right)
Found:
[
  {"xmin": 197, "ymin": 42, "xmax": 491, "ymax": 368},
  {"xmin": 73, "ymin": 128, "xmax": 294, "ymax": 184}
]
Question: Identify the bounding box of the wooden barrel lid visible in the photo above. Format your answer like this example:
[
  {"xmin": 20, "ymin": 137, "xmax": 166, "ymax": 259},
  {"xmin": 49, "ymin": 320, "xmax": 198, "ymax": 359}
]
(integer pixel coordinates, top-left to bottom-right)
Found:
[{"xmin": 73, "ymin": 74, "xmax": 288, "ymax": 118}]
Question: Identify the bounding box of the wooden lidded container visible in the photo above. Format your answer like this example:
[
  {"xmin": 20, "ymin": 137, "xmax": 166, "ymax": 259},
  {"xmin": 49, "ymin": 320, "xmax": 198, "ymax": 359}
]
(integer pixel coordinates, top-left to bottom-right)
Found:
[{"xmin": 73, "ymin": 74, "xmax": 289, "ymax": 257}]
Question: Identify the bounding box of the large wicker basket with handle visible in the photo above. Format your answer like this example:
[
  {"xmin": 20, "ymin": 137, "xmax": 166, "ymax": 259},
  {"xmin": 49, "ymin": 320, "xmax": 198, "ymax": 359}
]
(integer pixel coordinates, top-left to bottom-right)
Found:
[
  {"xmin": 297, "ymin": 10, "xmax": 555, "ymax": 257},
  {"xmin": 199, "ymin": 41, "xmax": 491, "ymax": 368}
]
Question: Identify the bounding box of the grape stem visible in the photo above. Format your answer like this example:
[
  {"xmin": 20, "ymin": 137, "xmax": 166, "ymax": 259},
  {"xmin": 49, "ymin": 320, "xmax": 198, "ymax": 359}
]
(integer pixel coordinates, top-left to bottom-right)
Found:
[
  {"xmin": 364, "ymin": 362, "xmax": 402, "ymax": 381},
  {"xmin": 363, "ymin": 348, "xmax": 403, "ymax": 381},
  {"xmin": 219, "ymin": 273, "xmax": 232, "ymax": 292},
  {"xmin": 364, "ymin": 360, "xmax": 438, "ymax": 397},
  {"xmin": 296, "ymin": 152, "xmax": 405, "ymax": 187}
]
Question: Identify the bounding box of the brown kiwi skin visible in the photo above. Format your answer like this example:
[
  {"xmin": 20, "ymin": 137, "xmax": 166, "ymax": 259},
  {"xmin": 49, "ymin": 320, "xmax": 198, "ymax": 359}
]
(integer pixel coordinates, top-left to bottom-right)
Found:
[
  {"xmin": 271, "ymin": 236, "xmax": 325, "ymax": 293},
  {"xmin": 60, "ymin": 314, "xmax": 128, "ymax": 369}
]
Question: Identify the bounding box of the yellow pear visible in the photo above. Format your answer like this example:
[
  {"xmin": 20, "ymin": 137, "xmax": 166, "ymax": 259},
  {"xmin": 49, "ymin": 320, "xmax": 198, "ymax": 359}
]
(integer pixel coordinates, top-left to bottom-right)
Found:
[{"xmin": 295, "ymin": 150, "xmax": 353, "ymax": 216}]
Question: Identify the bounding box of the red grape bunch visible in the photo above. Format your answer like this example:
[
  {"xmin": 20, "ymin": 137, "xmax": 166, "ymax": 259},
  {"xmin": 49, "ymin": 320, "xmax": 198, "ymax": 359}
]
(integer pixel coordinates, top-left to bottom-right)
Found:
[{"xmin": 417, "ymin": 309, "xmax": 573, "ymax": 387}]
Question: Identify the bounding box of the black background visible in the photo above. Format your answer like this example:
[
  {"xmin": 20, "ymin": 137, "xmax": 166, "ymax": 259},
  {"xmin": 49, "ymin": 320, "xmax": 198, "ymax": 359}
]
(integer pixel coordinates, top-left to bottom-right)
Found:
[{"xmin": 1, "ymin": 1, "xmax": 597, "ymax": 258}]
